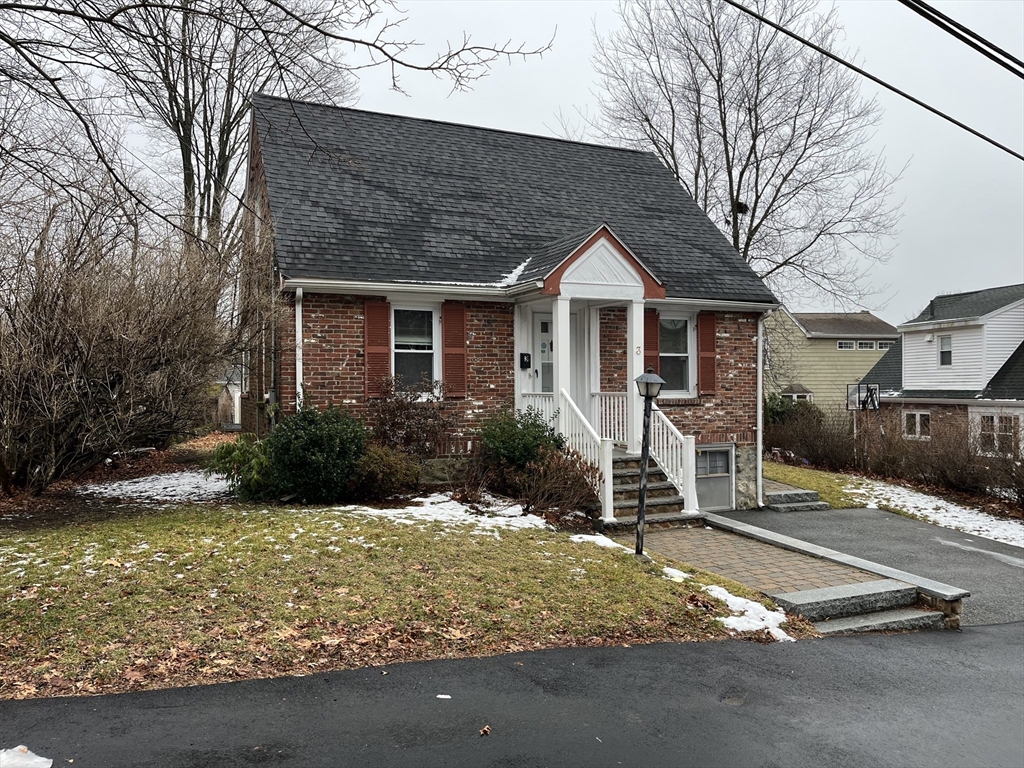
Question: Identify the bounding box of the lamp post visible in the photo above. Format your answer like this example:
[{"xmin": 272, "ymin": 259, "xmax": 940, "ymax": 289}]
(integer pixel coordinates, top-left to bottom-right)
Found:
[{"xmin": 634, "ymin": 365, "xmax": 665, "ymax": 557}]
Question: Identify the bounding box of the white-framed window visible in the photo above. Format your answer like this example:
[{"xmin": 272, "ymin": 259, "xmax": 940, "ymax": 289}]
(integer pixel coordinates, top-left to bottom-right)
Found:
[
  {"xmin": 392, "ymin": 305, "xmax": 441, "ymax": 387},
  {"xmin": 878, "ymin": 341, "xmax": 895, "ymax": 350},
  {"xmin": 782, "ymin": 393, "xmax": 814, "ymax": 402},
  {"xmin": 979, "ymin": 414, "xmax": 1020, "ymax": 457},
  {"xmin": 903, "ymin": 411, "xmax": 931, "ymax": 440},
  {"xmin": 858, "ymin": 340, "xmax": 875, "ymax": 350},
  {"xmin": 837, "ymin": 340, "xmax": 855, "ymax": 350},
  {"xmin": 659, "ymin": 313, "xmax": 696, "ymax": 396},
  {"xmin": 938, "ymin": 335, "xmax": 952, "ymax": 366}
]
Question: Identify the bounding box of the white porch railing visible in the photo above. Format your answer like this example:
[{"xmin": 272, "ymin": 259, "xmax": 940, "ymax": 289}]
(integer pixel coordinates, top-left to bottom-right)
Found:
[
  {"xmin": 593, "ymin": 392, "xmax": 628, "ymax": 444},
  {"xmin": 521, "ymin": 392, "xmax": 555, "ymax": 425},
  {"xmin": 650, "ymin": 405, "xmax": 699, "ymax": 513},
  {"xmin": 560, "ymin": 389, "xmax": 614, "ymax": 521}
]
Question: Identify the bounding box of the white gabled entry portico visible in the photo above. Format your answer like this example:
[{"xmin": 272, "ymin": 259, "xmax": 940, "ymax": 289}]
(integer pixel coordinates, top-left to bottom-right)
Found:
[{"xmin": 514, "ymin": 226, "xmax": 698, "ymax": 522}]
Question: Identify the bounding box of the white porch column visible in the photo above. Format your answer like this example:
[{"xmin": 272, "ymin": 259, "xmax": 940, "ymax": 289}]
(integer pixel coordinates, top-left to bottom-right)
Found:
[
  {"xmin": 626, "ymin": 298, "xmax": 645, "ymax": 454},
  {"xmin": 552, "ymin": 295, "xmax": 571, "ymax": 435},
  {"xmin": 681, "ymin": 435, "xmax": 699, "ymax": 513}
]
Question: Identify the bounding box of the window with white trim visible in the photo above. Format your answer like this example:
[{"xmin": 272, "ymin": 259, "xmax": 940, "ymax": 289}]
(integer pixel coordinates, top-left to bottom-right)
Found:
[
  {"xmin": 979, "ymin": 414, "xmax": 1020, "ymax": 457},
  {"xmin": 878, "ymin": 341, "xmax": 895, "ymax": 350},
  {"xmin": 837, "ymin": 340, "xmax": 855, "ymax": 350},
  {"xmin": 939, "ymin": 335, "xmax": 952, "ymax": 366},
  {"xmin": 858, "ymin": 340, "xmax": 875, "ymax": 350},
  {"xmin": 903, "ymin": 411, "xmax": 931, "ymax": 440},
  {"xmin": 392, "ymin": 307, "xmax": 439, "ymax": 387},
  {"xmin": 782, "ymin": 393, "xmax": 814, "ymax": 402},
  {"xmin": 659, "ymin": 315, "xmax": 695, "ymax": 395}
]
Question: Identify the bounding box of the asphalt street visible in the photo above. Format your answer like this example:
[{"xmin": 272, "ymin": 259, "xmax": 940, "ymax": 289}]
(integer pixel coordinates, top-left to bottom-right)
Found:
[
  {"xmin": 720, "ymin": 507, "xmax": 1024, "ymax": 625},
  {"xmin": 2, "ymin": 623, "xmax": 1022, "ymax": 768}
]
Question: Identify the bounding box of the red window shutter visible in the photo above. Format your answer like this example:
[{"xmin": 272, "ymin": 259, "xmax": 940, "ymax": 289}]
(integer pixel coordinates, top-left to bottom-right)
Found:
[
  {"xmin": 364, "ymin": 299, "xmax": 391, "ymax": 398},
  {"xmin": 442, "ymin": 301, "xmax": 468, "ymax": 398},
  {"xmin": 644, "ymin": 309, "xmax": 660, "ymax": 374},
  {"xmin": 698, "ymin": 312, "xmax": 717, "ymax": 396}
]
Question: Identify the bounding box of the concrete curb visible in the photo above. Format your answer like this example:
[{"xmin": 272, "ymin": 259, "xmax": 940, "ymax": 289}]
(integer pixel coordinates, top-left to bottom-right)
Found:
[{"xmin": 704, "ymin": 512, "xmax": 970, "ymax": 602}]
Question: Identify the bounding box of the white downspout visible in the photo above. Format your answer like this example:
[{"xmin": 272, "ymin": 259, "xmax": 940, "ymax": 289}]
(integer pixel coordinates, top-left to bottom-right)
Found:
[
  {"xmin": 756, "ymin": 309, "xmax": 773, "ymax": 508},
  {"xmin": 295, "ymin": 287, "xmax": 303, "ymax": 409}
]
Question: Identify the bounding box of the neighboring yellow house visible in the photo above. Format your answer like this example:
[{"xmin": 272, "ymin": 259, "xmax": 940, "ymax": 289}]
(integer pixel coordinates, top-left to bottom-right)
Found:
[{"xmin": 766, "ymin": 308, "xmax": 898, "ymax": 412}]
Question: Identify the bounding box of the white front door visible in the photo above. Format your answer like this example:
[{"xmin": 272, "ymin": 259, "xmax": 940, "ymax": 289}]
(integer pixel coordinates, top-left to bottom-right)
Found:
[{"xmin": 533, "ymin": 312, "xmax": 586, "ymax": 405}]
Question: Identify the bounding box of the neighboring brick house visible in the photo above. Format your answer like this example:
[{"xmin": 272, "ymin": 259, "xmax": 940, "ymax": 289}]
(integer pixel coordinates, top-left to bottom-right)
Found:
[
  {"xmin": 765, "ymin": 308, "xmax": 898, "ymax": 411},
  {"xmin": 241, "ymin": 95, "xmax": 779, "ymax": 516},
  {"xmin": 863, "ymin": 284, "xmax": 1024, "ymax": 455}
]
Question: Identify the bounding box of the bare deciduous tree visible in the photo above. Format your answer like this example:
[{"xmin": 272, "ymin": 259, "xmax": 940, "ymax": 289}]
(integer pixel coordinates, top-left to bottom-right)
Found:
[{"xmin": 588, "ymin": 0, "xmax": 902, "ymax": 305}]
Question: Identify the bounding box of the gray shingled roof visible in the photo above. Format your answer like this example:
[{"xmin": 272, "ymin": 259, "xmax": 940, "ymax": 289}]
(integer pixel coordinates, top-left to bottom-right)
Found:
[
  {"xmin": 251, "ymin": 95, "xmax": 777, "ymax": 303},
  {"xmin": 985, "ymin": 341, "xmax": 1024, "ymax": 400},
  {"xmin": 905, "ymin": 284, "xmax": 1024, "ymax": 325},
  {"xmin": 791, "ymin": 311, "xmax": 897, "ymax": 338},
  {"xmin": 863, "ymin": 338, "xmax": 903, "ymax": 391}
]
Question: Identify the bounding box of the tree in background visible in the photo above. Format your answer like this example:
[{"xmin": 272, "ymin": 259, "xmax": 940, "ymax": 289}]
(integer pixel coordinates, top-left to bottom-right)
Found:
[{"xmin": 589, "ymin": 0, "xmax": 902, "ymax": 305}]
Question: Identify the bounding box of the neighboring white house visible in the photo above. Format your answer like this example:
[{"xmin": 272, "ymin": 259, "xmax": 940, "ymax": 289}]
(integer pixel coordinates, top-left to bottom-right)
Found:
[{"xmin": 865, "ymin": 284, "xmax": 1024, "ymax": 453}]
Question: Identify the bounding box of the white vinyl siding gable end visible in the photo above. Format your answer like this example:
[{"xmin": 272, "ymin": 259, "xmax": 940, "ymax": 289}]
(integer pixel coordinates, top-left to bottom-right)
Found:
[
  {"xmin": 903, "ymin": 326, "xmax": 985, "ymax": 390},
  {"xmin": 983, "ymin": 301, "xmax": 1024, "ymax": 382}
]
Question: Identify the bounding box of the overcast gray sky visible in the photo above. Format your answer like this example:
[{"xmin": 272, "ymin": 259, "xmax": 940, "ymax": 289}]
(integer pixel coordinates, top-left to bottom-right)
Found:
[{"xmin": 354, "ymin": 0, "xmax": 1023, "ymax": 325}]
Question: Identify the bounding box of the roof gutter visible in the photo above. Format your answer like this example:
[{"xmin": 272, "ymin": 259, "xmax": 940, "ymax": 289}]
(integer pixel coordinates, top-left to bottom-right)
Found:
[
  {"xmin": 281, "ymin": 277, "xmax": 516, "ymax": 300},
  {"xmin": 653, "ymin": 296, "xmax": 779, "ymax": 312},
  {"xmin": 880, "ymin": 395, "xmax": 1023, "ymax": 406}
]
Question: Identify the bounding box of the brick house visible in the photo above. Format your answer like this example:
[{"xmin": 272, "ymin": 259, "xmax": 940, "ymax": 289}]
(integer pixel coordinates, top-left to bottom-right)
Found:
[
  {"xmin": 240, "ymin": 95, "xmax": 779, "ymax": 518},
  {"xmin": 863, "ymin": 284, "xmax": 1024, "ymax": 454}
]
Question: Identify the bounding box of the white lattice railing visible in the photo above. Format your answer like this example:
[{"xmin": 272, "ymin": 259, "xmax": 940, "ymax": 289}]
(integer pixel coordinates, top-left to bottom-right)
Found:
[
  {"xmin": 521, "ymin": 393, "xmax": 555, "ymax": 425},
  {"xmin": 593, "ymin": 392, "xmax": 629, "ymax": 443},
  {"xmin": 560, "ymin": 389, "xmax": 614, "ymax": 520},
  {"xmin": 650, "ymin": 405, "xmax": 699, "ymax": 513}
]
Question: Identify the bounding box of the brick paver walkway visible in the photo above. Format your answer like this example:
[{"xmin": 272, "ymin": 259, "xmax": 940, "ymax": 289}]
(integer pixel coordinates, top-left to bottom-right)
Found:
[{"xmin": 635, "ymin": 527, "xmax": 880, "ymax": 594}]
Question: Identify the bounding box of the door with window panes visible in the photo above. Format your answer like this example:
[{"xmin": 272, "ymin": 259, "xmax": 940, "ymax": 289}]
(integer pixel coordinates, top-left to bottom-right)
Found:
[{"xmin": 695, "ymin": 447, "xmax": 733, "ymax": 510}]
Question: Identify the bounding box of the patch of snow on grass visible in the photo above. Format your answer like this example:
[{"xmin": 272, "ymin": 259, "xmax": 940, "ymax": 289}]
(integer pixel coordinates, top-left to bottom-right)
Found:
[
  {"xmin": 846, "ymin": 478, "xmax": 1024, "ymax": 548},
  {"xmin": 569, "ymin": 534, "xmax": 632, "ymax": 551},
  {"xmin": 335, "ymin": 493, "xmax": 549, "ymax": 534},
  {"xmin": 704, "ymin": 584, "xmax": 794, "ymax": 642},
  {"xmin": 79, "ymin": 471, "xmax": 230, "ymax": 503},
  {"xmin": 663, "ymin": 567, "xmax": 691, "ymax": 581}
]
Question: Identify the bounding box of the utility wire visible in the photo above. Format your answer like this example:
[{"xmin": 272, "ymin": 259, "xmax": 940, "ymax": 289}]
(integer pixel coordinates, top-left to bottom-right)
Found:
[
  {"xmin": 720, "ymin": 0, "xmax": 1024, "ymax": 162},
  {"xmin": 901, "ymin": 0, "xmax": 1024, "ymax": 70},
  {"xmin": 898, "ymin": 0, "xmax": 1023, "ymax": 79}
]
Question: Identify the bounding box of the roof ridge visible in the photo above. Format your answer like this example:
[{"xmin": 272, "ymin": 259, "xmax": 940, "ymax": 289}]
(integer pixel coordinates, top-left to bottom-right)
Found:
[
  {"xmin": 933, "ymin": 283, "xmax": 1024, "ymax": 302},
  {"xmin": 251, "ymin": 93, "xmax": 653, "ymax": 157}
]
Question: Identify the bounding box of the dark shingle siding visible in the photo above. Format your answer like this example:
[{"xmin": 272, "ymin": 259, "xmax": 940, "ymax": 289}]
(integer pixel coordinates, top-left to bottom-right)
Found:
[
  {"xmin": 906, "ymin": 284, "xmax": 1024, "ymax": 324},
  {"xmin": 252, "ymin": 95, "xmax": 776, "ymax": 303}
]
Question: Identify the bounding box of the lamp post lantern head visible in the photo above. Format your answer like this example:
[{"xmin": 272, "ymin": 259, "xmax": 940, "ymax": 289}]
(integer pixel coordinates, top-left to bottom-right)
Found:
[{"xmin": 634, "ymin": 366, "xmax": 666, "ymax": 399}]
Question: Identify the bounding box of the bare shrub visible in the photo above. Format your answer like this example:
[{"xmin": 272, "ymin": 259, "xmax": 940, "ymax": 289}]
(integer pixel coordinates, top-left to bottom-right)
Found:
[
  {"xmin": 0, "ymin": 172, "xmax": 227, "ymax": 493},
  {"xmin": 765, "ymin": 403, "xmax": 854, "ymax": 471},
  {"xmin": 517, "ymin": 447, "xmax": 600, "ymax": 517},
  {"xmin": 367, "ymin": 376, "xmax": 461, "ymax": 459}
]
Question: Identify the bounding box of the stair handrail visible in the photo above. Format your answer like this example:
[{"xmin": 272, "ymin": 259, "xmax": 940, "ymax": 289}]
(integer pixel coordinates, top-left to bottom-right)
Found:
[
  {"xmin": 650, "ymin": 404, "xmax": 699, "ymax": 514},
  {"xmin": 560, "ymin": 388, "xmax": 615, "ymax": 521}
]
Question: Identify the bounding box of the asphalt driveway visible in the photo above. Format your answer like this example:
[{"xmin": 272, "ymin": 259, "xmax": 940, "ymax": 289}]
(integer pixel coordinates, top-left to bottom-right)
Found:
[
  {"xmin": 1, "ymin": 624, "xmax": 1022, "ymax": 768},
  {"xmin": 720, "ymin": 507, "xmax": 1024, "ymax": 625}
]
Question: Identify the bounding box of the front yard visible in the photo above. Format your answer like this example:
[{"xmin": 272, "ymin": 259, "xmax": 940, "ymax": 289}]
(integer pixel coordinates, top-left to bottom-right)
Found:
[{"xmin": 1, "ymin": 487, "xmax": 808, "ymax": 700}]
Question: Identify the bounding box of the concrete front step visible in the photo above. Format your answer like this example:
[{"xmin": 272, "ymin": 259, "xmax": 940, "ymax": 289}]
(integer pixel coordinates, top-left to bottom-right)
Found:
[
  {"xmin": 767, "ymin": 501, "xmax": 832, "ymax": 513},
  {"xmin": 613, "ymin": 481, "xmax": 679, "ymax": 501},
  {"xmin": 765, "ymin": 490, "xmax": 821, "ymax": 505},
  {"xmin": 771, "ymin": 579, "xmax": 917, "ymax": 622},
  {"xmin": 598, "ymin": 511, "xmax": 706, "ymax": 534},
  {"xmin": 814, "ymin": 607, "xmax": 947, "ymax": 635},
  {"xmin": 613, "ymin": 495, "xmax": 688, "ymax": 517},
  {"xmin": 612, "ymin": 467, "xmax": 669, "ymax": 485}
]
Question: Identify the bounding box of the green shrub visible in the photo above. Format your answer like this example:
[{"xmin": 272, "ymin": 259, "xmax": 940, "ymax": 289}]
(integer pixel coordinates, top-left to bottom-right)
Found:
[
  {"xmin": 265, "ymin": 406, "xmax": 366, "ymax": 504},
  {"xmin": 478, "ymin": 407, "xmax": 564, "ymax": 470},
  {"xmin": 208, "ymin": 434, "xmax": 277, "ymax": 502},
  {"xmin": 352, "ymin": 443, "xmax": 420, "ymax": 500}
]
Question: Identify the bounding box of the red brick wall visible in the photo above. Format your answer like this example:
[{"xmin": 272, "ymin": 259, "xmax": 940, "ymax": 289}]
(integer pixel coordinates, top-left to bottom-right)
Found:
[
  {"xmin": 272, "ymin": 295, "xmax": 516, "ymax": 446},
  {"xmin": 599, "ymin": 307, "xmax": 629, "ymax": 392},
  {"xmin": 661, "ymin": 312, "xmax": 760, "ymax": 445}
]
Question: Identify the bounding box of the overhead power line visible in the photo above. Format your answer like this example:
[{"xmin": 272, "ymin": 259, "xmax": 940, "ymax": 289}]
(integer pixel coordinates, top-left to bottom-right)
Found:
[
  {"xmin": 720, "ymin": 0, "xmax": 1024, "ymax": 163},
  {"xmin": 898, "ymin": 0, "xmax": 1024, "ymax": 79}
]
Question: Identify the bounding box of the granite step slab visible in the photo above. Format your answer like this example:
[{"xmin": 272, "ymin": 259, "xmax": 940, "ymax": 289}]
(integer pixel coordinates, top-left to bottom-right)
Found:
[
  {"xmin": 814, "ymin": 607, "xmax": 946, "ymax": 635},
  {"xmin": 771, "ymin": 579, "xmax": 917, "ymax": 622}
]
